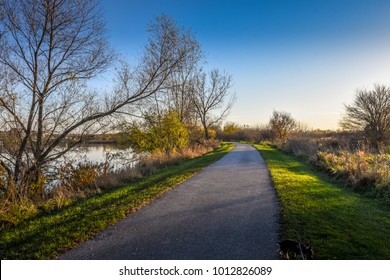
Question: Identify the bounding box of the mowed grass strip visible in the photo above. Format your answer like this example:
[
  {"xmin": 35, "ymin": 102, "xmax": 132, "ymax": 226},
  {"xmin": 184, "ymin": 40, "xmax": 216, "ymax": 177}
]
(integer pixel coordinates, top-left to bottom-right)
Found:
[
  {"xmin": 0, "ymin": 143, "xmax": 235, "ymax": 259},
  {"xmin": 254, "ymin": 143, "xmax": 390, "ymax": 260}
]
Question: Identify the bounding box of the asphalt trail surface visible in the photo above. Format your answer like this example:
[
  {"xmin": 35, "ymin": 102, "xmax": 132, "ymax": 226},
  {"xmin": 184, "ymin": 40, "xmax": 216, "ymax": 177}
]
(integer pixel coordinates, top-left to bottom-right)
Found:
[{"xmin": 60, "ymin": 143, "xmax": 280, "ymax": 259}]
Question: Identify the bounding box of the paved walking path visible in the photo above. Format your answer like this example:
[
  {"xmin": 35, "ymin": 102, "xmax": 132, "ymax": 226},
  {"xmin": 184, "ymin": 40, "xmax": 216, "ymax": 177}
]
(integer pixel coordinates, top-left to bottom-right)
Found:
[{"xmin": 60, "ymin": 143, "xmax": 280, "ymax": 259}]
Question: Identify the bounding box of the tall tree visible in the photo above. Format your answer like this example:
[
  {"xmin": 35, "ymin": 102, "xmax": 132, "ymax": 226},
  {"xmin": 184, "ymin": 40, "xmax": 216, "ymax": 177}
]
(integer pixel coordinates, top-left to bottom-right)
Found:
[
  {"xmin": 133, "ymin": 16, "xmax": 203, "ymax": 127},
  {"xmin": 0, "ymin": 1, "xmax": 196, "ymax": 196},
  {"xmin": 164, "ymin": 37, "xmax": 203, "ymax": 125},
  {"xmin": 118, "ymin": 15, "xmax": 203, "ymax": 152},
  {"xmin": 340, "ymin": 84, "xmax": 390, "ymax": 149},
  {"xmin": 191, "ymin": 69, "xmax": 235, "ymax": 139}
]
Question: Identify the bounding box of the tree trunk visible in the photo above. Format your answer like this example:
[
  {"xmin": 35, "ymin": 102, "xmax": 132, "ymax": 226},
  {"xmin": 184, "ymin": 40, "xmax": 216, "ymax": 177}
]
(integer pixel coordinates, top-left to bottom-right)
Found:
[{"xmin": 203, "ymin": 123, "xmax": 209, "ymax": 140}]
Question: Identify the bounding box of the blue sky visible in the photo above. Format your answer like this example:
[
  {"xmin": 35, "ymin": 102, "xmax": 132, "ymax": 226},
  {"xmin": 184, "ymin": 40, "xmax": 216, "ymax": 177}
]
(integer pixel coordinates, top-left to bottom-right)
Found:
[{"xmin": 101, "ymin": 0, "xmax": 390, "ymax": 129}]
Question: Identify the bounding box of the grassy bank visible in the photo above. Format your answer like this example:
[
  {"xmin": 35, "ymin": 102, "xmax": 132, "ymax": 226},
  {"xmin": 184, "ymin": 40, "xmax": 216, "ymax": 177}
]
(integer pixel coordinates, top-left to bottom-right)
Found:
[
  {"xmin": 254, "ymin": 143, "xmax": 390, "ymax": 259},
  {"xmin": 0, "ymin": 142, "xmax": 234, "ymax": 259}
]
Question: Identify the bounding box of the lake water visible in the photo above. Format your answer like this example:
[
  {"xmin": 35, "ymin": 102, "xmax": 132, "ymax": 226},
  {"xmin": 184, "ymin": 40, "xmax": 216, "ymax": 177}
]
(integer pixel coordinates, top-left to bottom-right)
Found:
[{"xmin": 59, "ymin": 144, "xmax": 136, "ymax": 170}]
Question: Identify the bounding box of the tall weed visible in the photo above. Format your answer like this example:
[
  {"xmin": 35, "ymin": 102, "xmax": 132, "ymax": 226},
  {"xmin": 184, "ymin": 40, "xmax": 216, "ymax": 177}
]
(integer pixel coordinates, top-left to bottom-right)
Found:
[{"xmin": 0, "ymin": 197, "xmax": 38, "ymax": 228}]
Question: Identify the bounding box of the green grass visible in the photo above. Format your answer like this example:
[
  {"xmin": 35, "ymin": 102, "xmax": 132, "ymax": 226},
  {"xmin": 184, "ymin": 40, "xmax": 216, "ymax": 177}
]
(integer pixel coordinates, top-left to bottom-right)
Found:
[
  {"xmin": 0, "ymin": 142, "xmax": 234, "ymax": 259},
  {"xmin": 254, "ymin": 143, "xmax": 390, "ymax": 260}
]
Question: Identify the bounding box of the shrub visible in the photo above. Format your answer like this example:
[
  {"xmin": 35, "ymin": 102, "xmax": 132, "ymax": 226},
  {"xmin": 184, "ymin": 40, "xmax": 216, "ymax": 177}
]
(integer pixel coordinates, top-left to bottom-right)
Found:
[
  {"xmin": 0, "ymin": 197, "xmax": 38, "ymax": 228},
  {"xmin": 124, "ymin": 110, "xmax": 190, "ymax": 154},
  {"xmin": 316, "ymin": 150, "xmax": 390, "ymax": 194},
  {"xmin": 56, "ymin": 162, "xmax": 100, "ymax": 194},
  {"xmin": 283, "ymin": 137, "xmax": 318, "ymax": 160}
]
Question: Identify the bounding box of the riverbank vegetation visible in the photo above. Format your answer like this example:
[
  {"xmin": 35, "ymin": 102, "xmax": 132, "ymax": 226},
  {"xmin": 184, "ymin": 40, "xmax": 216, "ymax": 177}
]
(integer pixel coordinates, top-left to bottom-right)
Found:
[
  {"xmin": 0, "ymin": 142, "xmax": 234, "ymax": 259},
  {"xmin": 0, "ymin": 1, "xmax": 235, "ymax": 230},
  {"xmin": 0, "ymin": 141, "xmax": 221, "ymax": 228}
]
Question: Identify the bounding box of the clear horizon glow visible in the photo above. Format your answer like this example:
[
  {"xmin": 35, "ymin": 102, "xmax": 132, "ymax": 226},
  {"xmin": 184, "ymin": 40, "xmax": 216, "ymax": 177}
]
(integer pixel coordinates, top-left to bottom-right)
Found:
[{"xmin": 101, "ymin": 0, "xmax": 390, "ymax": 130}]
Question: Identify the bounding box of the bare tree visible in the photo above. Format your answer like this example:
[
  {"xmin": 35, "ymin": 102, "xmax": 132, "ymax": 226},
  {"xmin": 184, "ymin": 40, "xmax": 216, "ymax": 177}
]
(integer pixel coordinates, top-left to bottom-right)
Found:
[
  {"xmin": 117, "ymin": 15, "xmax": 204, "ymax": 153},
  {"xmin": 191, "ymin": 69, "xmax": 236, "ymax": 139},
  {"xmin": 340, "ymin": 84, "xmax": 390, "ymax": 149},
  {"xmin": 0, "ymin": 0, "xmax": 114, "ymax": 190},
  {"xmin": 269, "ymin": 110, "xmax": 297, "ymax": 141},
  {"xmin": 131, "ymin": 23, "xmax": 203, "ymax": 129},
  {"xmin": 164, "ymin": 36, "xmax": 203, "ymax": 124},
  {"xmin": 0, "ymin": 1, "xmax": 196, "ymax": 196}
]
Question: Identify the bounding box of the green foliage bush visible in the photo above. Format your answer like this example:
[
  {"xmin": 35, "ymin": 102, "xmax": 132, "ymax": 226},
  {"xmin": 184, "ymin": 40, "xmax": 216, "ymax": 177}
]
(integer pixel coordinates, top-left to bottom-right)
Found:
[{"xmin": 125, "ymin": 110, "xmax": 189, "ymax": 154}]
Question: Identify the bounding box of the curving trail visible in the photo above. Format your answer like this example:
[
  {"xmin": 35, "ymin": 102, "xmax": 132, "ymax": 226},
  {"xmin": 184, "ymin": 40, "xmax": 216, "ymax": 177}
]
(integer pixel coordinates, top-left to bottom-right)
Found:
[{"xmin": 59, "ymin": 143, "xmax": 280, "ymax": 259}]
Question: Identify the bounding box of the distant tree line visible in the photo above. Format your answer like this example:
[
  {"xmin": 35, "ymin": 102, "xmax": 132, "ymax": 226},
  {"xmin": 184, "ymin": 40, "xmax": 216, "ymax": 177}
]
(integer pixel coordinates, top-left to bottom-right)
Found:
[
  {"xmin": 218, "ymin": 111, "xmax": 299, "ymax": 143},
  {"xmin": 220, "ymin": 83, "xmax": 390, "ymax": 151}
]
